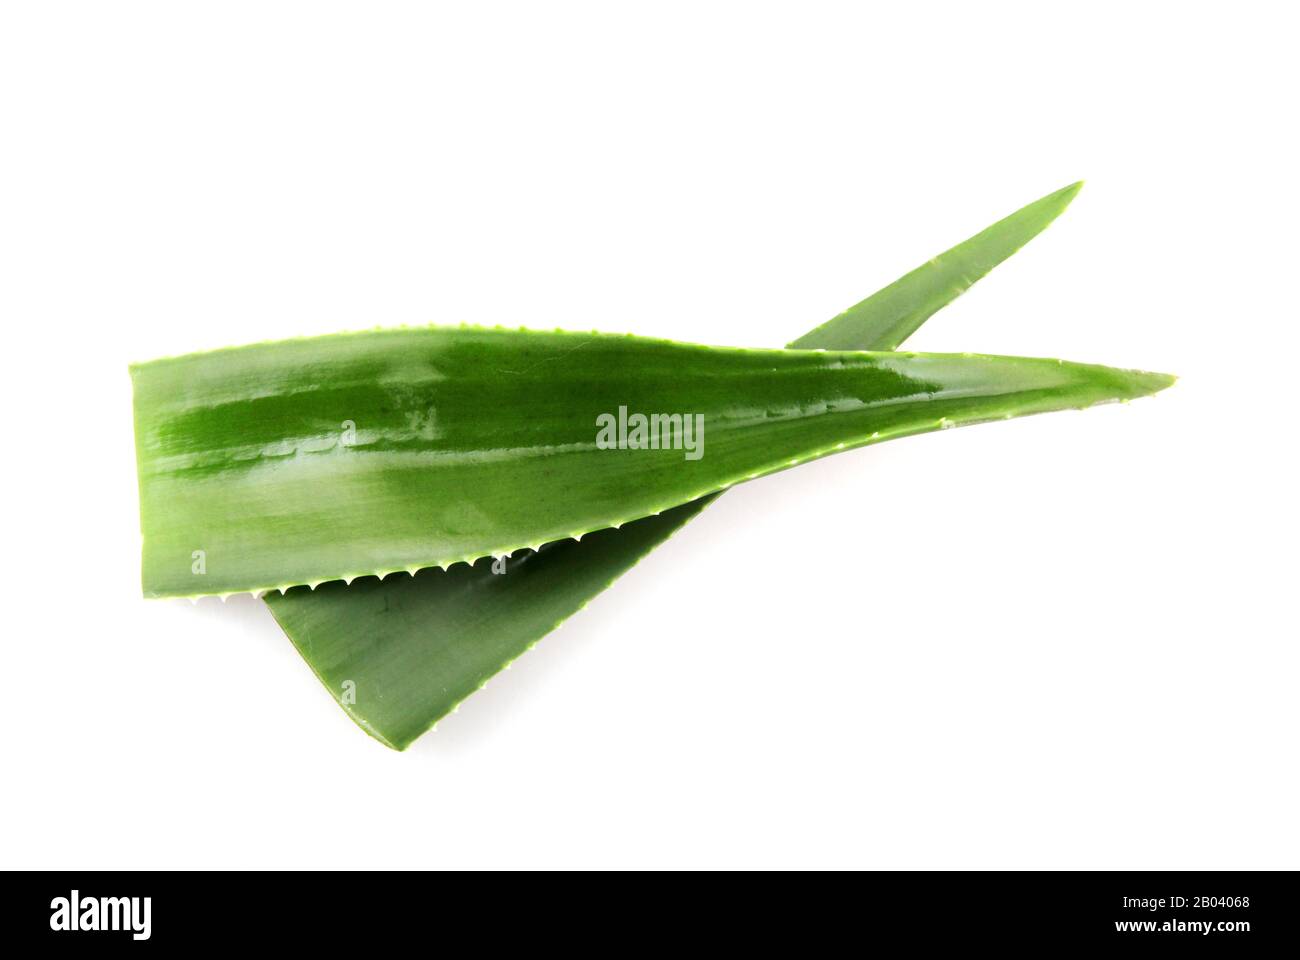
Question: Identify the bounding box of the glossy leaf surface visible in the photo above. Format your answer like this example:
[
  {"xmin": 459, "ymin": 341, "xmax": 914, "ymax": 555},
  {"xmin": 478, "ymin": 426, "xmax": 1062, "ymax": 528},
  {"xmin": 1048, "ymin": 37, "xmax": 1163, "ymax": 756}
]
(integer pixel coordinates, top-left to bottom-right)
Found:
[{"xmin": 134, "ymin": 328, "xmax": 1168, "ymax": 599}]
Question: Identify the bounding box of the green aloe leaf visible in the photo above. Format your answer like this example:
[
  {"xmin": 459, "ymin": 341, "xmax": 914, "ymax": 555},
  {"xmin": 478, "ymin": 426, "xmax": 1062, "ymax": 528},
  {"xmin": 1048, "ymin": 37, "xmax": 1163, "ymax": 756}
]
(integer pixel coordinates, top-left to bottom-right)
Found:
[
  {"xmin": 265, "ymin": 182, "xmax": 1095, "ymax": 748},
  {"xmin": 267, "ymin": 506, "xmax": 713, "ymax": 749},
  {"xmin": 788, "ymin": 181, "xmax": 1083, "ymax": 351},
  {"xmin": 133, "ymin": 330, "xmax": 1167, "ymax": 600}
]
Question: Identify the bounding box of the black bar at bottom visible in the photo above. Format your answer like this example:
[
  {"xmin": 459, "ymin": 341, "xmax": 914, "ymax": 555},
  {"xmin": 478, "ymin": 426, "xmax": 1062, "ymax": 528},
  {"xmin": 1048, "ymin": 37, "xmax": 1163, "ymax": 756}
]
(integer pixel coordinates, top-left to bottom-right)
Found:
[{"xmin": 0, "ymin": 870, "xmax": 1291, "ymax": 948}]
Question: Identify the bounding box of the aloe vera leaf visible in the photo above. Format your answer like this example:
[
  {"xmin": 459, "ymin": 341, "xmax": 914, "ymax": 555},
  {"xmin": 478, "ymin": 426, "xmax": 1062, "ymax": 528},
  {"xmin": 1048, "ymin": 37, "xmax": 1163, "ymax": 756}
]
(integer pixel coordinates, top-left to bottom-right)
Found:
[
  {"xmin": 133, "ymin": 327, "xmax": 1170, "ymax": 599},
  {"xmin": 788, "ymin": 181, "xmax": 1083, "ymax": 351},
  {"xmin": 267, "ymin": 505, "xmax": 711, "ymax": 748},
  {"xmin": 266, "ymin": 183, "xmax": 1088, "ymax": 748}
]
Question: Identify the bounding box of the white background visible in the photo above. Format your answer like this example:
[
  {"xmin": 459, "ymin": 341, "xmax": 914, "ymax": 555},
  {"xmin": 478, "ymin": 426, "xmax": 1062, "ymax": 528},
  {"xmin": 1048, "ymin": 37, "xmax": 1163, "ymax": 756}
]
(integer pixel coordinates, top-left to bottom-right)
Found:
[{"xmin": 2, "ymin": 2, "xmax": 1296, "ymax": 869}]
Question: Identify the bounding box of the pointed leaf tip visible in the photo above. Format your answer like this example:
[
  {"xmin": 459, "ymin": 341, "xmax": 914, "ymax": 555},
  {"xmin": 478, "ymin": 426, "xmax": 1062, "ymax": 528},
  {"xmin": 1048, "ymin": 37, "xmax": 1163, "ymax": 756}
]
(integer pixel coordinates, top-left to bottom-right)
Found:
[
  {"xmin": 1130, "ymin": 368, "xmax": 1177, "ymax": 397},
  {"xmin": 1039, "ymin": 180, "xmax": 1084, "ymax": 216},
  {"xmin": 788, "ymin": 179, "xmax": 1089, "ymax": 353},
  {"xmin": 1058, "ymin": 179, "xmax": 1085, "ymax": 200}
]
